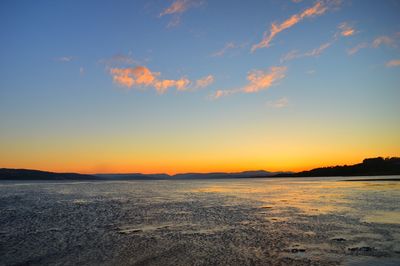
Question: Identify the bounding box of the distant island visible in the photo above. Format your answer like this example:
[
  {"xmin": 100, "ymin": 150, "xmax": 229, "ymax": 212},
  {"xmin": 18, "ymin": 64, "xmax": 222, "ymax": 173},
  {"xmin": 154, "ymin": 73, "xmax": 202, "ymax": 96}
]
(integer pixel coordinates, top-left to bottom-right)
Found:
[
  {"xmin": 0, "ymin": 157, "xmax": 399, "ymax": 181},
  {"xmin": 275, "ymin": 157, "xmax": 400, "ymax": 177}
]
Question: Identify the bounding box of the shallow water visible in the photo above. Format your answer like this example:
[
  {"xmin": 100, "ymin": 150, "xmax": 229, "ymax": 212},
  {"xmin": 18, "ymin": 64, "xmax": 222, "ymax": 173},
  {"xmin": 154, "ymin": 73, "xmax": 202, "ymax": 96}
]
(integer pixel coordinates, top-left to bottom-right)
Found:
[{"xmin": 0, "ymin": 176, "xmax": 399, "ymax": 265}]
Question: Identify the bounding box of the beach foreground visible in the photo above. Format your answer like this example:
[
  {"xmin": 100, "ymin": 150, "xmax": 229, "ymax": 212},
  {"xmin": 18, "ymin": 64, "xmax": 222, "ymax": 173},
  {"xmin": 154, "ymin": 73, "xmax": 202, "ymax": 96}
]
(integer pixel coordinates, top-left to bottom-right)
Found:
[{"xmin": 1, "ymin": 177, "xmax": 400, "ymax": 265}]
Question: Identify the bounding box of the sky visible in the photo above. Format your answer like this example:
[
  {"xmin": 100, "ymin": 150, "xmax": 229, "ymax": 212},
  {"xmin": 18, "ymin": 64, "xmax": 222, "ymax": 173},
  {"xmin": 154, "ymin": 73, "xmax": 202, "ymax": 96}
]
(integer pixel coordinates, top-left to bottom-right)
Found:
[{"xmin": 0, "ymin": 0, "xmax": 399, "ymax": 174}]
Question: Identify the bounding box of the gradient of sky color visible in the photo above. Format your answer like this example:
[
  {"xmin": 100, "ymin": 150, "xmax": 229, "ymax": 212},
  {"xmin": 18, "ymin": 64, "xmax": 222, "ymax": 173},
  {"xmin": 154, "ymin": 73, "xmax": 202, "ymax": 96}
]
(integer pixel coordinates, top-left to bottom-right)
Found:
[{"xmin": 0, "ymin": 0, "xmax": 399, "ymax": 174}]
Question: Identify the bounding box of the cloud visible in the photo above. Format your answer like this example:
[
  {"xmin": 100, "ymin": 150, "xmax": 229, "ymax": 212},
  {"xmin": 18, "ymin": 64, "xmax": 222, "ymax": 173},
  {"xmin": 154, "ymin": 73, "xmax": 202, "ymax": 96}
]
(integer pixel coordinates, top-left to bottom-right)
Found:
[
  {"xmin": 243, "ymin": 66, "xmax": 287, "ymax": 93},
  {"xmin": 306, "ymin": 69, "xmax": 316, "ymax": 75},
  {"xmin": 210, "ymin": 66, "xmax": 287, "ymax": 99},
  {"xmin": 160, "ymin": 0, "xmax": 190, "ymax": 16},
  {"xmin": 210, "ymin": 42, "xmax": 248, "ymax": 57},
  {"xmin": 154, "ymin": 78, "xmax": 190, "ymax": 93},
  {"xmin": 159, "ymin": 0, "xmax": 202, "ymax": 27},
  {"xmin": 79, "ymin": 67, "xmax": 84, "ymax": 75},
  {"xmin": 211, "ymin": 42, "xmax": 236, "ymax": 57},
  {"xmin": 251, "ymin": 1, "xmax": 329, "ymax": 52},
  {"xmin": 109, "ymin": 66, "xmax": 212, "ymax": 93},
  {"xmin": 372, "ymin": 36, "xmax": 396, "ymax": 48},
  {"xmin": 195, "ymin": 75, "xmax": 214, "ymax": 88},
  {"xmin": 385, "ymin": 59, "xmax": 400, "ymax": 67},
  {"xmin": 281, "ymin": 41, "xmax": 332, "ymax": 62},
  {"xmin": 304, "ymin": 41, "xmax": 332, "ymax": 56},
  {"xmin": 347, "ymin": 42, "xmax": 368, "ymax": 55},
  {"xmin": 280, "ymin": 50, "xmax": 300, "ymax": 62},
  {"xmin": 338, "ymin": 22, "xmax": 356, "ymax": 37},
  {"xmin": 110, "ymin": 66, "xmax": 157, "ymax": 88},
  {"xmin": 280, "ymin": 21, "xmax": 355, "ymax": 62},
  {"xmin": 267, "ymin": 97, "xmax": 289, "ymax": 108},
  {"xmin": 55, "ymin": 56, "xmax": 74, "ymax": 62},
  {"xmin": 99, "ymin": 54, "xmax": 139, "ymax": 67},
  {"xmin": 209, "ymin": 89, "xmax": 237, "ymax": 100},
  {"xmin": 348, "ymin": 34, "xmax": 399, "ymax": 56}
]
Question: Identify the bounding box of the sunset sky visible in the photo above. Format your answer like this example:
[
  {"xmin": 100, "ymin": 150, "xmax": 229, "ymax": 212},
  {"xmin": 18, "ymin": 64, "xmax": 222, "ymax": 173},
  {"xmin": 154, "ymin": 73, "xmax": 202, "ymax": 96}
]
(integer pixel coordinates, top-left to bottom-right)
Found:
[{"xmin": 0, "ymin": 0, "xmax": 399, "ymax": 174}]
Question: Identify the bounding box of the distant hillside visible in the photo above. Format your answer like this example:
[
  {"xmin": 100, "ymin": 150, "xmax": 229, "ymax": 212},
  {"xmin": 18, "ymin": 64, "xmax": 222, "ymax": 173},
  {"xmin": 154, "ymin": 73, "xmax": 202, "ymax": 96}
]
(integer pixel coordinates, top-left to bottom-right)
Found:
[
  {"xmin": 1, "ymin": 157, "xmax": 399, "ymax": 180},
  {"xmin": 0, "ymin": 169, "xmax": 285, "ymax": 181},
  {"xmin": 95, "ymin": 170, "xmax": 281, "ymax": 180},
  {"xmin": 172, "ymin": 170, "xmax": 280, "ymax": 179},
  {"xmin": 0, "ymin": 169, "xmax": 98, "ymax": 180},
  {"xmin": 275, "ymin": 157, "xmax": 400, "ymax": 177},
  {"xmin": 95, "ymin": 173, "xmax": 170, "ymax": 180}
]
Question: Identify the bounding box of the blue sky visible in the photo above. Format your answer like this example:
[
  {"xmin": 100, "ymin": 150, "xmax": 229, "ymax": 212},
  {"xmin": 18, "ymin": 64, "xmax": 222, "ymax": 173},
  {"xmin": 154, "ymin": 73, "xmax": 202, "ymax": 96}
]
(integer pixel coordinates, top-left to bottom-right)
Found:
[{"xmin": 0, "ymin": 0, "xmax": 399, "ymax": 173}]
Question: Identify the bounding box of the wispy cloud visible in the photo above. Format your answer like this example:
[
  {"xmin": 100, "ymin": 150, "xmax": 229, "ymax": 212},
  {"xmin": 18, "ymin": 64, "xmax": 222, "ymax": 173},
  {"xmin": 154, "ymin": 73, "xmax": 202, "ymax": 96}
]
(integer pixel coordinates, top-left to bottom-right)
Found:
[
  {"xmin": 305, "ymin": 41, "xmax": 332, "ymax": 56},
  {"xmin": 99, "ymin": 54, "xmax": 139, "ymax": 67},
  {"xmin": 281, "ymin": 41, "xmax": 332, "ymax": 62},
  {"xmin": 251, "ymin": 1, "xmax": 330, "ymax": 52},
  {"xmin": 211, "ymin": 42, "xmax": 248, "ymax": 57},
  {"xmin": 159, "ymin": 0, "xmax": 202, "ymax": 27},
  {"xmin": 109, "ymin": 66, "xmax": 213, "ymax": 94},
  {"xmin": 211, "ymin": 42, "xmax": 235, "ymax": 57},
  {"xmin": 79, "ymin": 67, "xmax": 84, "ymax": 75},
  {"xmin": 242, "ymin": 66, "xmax": 287, "ymax": 93},
  {"xmin": 306, "ymin": 69, "xmax": 316, "ymax": 75},
  {"xmin": 160, "ymin": 0, "xmax": 189, "ymax": 16},
  {"xmin": 372, "ymin": 35, "xmax": 396, "ymax": 48},
  {"xmin": 266, "ymin": 97, "xmax": 289, "ymax": 108},
  {"xmin": 347, "ymin": 42, "xmax": 368, "ymax": 55},
  {"xmin": 210, "ymin": 66, "xmax": 287, "ymax": 99},
  {"xmin": 338, "ymin": 22, "xmax": 356, "ymax": 37},
  {"xmin": 55, "ymin": 56, "xmax": 75, "ymax": 62},
  {"xmin": 385, "ymin": 59, "xmax": 400, "ymax": 67},
  {"xmin": 195, "ymin": 75, "xmax": 214, "ymax": 89},
  {"xmin": 348, "ymin": 34, "xmax": 399, "ymax": 55},
  {"xmin": 280, "ymin": 21, "xmax": 354, "ymax": 62}
]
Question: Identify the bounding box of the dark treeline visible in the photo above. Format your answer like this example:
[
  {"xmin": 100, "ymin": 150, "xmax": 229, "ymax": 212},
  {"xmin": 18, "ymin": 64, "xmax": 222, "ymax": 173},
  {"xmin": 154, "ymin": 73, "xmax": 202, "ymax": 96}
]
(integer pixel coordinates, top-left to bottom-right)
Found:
[
  {"xmin": 0, "ymin": 169, "xmax": 98, "ymax": 180},
  {"xmin": 275, "ymin": 157, "xmax": 400, "ymax": 177}
]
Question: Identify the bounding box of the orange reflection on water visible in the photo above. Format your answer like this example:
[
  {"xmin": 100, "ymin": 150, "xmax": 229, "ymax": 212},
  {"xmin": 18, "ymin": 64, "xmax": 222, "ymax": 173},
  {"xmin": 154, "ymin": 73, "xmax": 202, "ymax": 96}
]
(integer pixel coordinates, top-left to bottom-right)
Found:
[{"xmin": 189, "ymin": 178, "xmax": 400, "ymax": 217}]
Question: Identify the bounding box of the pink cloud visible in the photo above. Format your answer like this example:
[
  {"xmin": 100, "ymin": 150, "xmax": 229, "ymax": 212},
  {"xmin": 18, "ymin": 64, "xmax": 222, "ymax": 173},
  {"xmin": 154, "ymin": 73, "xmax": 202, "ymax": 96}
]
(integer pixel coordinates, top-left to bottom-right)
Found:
[
  {"xmin": 210, "ymin": 66, "xmax": 287, "ymax": 99},
  {"xmin": 243, "ymin": 66, "xmax": 287, "ymax": 93},
  {"xmin": 338, "ymin": 22, "xmax": 356, "ymax": 37},
  {"xmin": 160, "ymin": 0, "xmax": 190, "ymax": 16},
  {"xmin": 159, "ymin": 0, "xmax": 201, "ymax": 27},
  {"xmin": 110, "ymin": 66, "xmax": 212, "ymax": 94},
  {"xmin": 195, "ymin": 75, "xmax": 214, "ymax": 89},
  {"xmin": 251, "ymin": 1, "xmax": 329, "ymax": 52},
  {"xmin": 385, "ymin": 59, "xmax": 400, "ymax": 67}
]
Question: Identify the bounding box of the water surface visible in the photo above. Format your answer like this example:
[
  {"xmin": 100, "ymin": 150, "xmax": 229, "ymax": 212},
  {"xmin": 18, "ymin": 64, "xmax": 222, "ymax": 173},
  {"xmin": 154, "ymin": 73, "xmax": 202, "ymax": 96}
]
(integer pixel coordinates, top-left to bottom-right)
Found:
[{"xmin": 0, "ymin": 176, "xmax": 399, "ymax": 265}]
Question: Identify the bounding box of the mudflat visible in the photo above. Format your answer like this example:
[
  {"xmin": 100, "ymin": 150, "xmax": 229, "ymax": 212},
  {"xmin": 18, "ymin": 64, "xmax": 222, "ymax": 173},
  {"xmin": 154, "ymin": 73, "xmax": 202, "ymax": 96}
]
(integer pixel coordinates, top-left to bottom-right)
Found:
[{"xmin": 1, "ymin": 177, "xmax": 399, "ymax": 265}]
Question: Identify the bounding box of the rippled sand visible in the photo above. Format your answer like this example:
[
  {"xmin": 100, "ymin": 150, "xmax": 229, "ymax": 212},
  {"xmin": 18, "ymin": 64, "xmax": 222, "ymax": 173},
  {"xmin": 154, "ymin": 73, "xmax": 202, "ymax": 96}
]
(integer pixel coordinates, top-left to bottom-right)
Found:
[{"xmin": 1, "ymin": 177, "xmax": 400, "ymax": 265}]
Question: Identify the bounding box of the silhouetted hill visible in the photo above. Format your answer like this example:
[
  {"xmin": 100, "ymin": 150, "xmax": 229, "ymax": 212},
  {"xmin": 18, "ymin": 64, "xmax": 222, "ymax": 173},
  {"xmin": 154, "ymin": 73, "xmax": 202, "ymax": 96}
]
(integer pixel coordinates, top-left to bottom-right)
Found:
[
  {"xmin": 275, "ymin": 157, "xmax": 400, "ymax": 177},
  {"xmin": 172, "ymin": 170, "xmax": 281, "ymax": 179},
  {"xmin": 0, "ymin": 169, "xmax": 98, "ymax": 180},
  {"xmin": 1, "ymin": 157, "xmax": 399, "ymax": 180},
  {"xmin": 95, "ymin": 173, "xmax": 170, "ymax": 180}
]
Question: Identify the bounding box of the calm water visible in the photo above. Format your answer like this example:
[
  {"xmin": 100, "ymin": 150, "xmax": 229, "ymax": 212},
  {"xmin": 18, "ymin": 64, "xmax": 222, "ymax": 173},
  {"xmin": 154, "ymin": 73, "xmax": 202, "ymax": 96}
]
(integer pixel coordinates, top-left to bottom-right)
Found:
[{"xmin": 0, "ymin": 176, "xmax": 399, "ymax": 265}]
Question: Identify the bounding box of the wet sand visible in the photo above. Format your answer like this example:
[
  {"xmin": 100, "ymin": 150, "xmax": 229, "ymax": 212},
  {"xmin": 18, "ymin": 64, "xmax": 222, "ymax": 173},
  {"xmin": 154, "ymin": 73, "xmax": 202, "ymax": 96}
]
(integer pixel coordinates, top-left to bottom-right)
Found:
[{"xmin": 0, "ymin": 177, "xmax": 399, "ymax": 265}]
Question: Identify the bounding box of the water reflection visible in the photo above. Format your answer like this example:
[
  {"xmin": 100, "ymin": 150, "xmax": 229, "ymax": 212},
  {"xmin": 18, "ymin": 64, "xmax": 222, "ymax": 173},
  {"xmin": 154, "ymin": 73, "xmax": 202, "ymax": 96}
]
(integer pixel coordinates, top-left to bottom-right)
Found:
[{"xmin": 189, "ymin": 177, "xmax": 400, "ymax": 220}]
